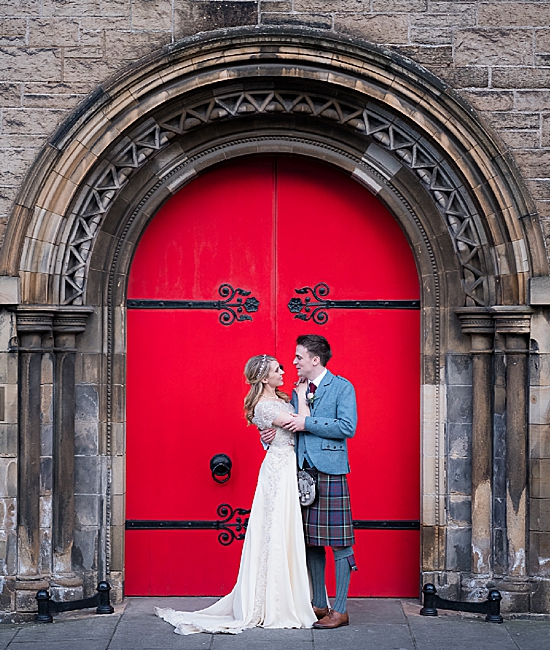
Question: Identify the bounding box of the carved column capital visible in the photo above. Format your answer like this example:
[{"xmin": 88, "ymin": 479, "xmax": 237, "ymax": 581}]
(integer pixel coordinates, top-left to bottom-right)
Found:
[
  {"xmin": 16, "ymin": 306, "xmax": 55, "ymax": 349},
  {"xmin": 16, "ymin": 306, "xmax": 56, "ymax": 328},
  {"xmin": 52, "ymin": 306, "xmax": 94, "ymax": 335},
  {"xmin": 52, "ymin": 306, "xmax": 94, "ymax": 352},
  {"xmin": 490, "ymin": 306, "xmax": 532, "ymax": 351},
  {"xmin": 455, "ymin": 307, "xmax": 494, "ymax": 352}
]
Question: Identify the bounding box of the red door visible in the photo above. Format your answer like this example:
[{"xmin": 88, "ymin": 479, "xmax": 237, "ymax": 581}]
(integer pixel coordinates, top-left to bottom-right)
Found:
[{"xmin": 125, "ymin": 156, "xmax": 420, "ymax": 597}]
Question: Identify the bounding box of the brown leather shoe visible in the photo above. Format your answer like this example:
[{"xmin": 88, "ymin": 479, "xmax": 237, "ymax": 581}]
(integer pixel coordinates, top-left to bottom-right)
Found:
[
  {"xmin": 312, "ymin": 605, "xmax": 329, "ymax": 620},
  {"xmin": 313, "ymin": 610, "xmax": 349, "ymax": 629}
]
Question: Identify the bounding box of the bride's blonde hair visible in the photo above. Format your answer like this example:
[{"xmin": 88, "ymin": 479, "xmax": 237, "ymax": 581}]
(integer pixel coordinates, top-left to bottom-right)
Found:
[{"xmin": 244, "ymin": 354, "xmax": 289, "ymax": 424}]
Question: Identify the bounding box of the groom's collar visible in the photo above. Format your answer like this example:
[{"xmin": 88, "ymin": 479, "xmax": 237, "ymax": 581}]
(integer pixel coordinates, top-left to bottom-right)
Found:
[{"xmin": 310, "ymin": 368, "xmax": 328, "ymax": 388}]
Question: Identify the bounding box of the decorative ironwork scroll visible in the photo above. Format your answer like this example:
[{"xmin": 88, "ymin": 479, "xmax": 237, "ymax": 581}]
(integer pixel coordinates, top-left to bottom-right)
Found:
[
  {"xmin": 127, "ymin": 283, "xmax": 260, "ymax": 326},
  {"xmin": 125, "ymin": 502, "xmax": 251, "ymax": 546},
  {"xmin": 215, "ymin": 503, "xmax": 250, "ymax": 546},
  {"xmin": 288, "ymin": 283, "xmax": 420, "ymax": 324}
]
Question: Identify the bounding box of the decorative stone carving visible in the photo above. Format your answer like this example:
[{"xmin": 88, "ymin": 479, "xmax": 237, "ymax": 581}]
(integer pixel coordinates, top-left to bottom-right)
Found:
[{"xmin": 60, "ymin": 88, "xmax": 488, "ymax": 309}]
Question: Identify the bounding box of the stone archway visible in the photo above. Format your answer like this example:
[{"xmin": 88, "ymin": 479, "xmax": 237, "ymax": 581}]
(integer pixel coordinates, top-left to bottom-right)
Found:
[{"xmin": 5, "ymin": 27, "xmax": 547, "ymax": 613}]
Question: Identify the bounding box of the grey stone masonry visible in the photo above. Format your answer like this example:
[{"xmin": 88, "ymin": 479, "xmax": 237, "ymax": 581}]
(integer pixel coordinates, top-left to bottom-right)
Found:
[
  {"xmin": 2, "ymin": 1, "xmax": 550, "ymax": 258},
  {"xmin": 445, "ymin": 354, "xmax": 473, "ymax": 575}
]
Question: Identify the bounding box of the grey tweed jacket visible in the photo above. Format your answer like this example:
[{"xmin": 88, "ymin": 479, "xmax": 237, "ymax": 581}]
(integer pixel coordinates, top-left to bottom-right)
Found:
[{"xmin": 291, "ymin": 369, "xmax": 357, "ymax": 475}]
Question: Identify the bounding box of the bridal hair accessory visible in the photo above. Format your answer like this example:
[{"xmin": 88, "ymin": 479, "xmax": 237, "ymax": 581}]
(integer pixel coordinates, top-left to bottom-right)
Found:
[{"xmin": 257, "ymin": 354, "xmax": 268, "ymax": 379}]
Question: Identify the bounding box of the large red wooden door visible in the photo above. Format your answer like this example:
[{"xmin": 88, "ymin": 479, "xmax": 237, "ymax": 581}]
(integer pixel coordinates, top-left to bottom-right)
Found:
[{"xmin": 125, "ymin": 157, "xmax": 420, "ymax": 597}]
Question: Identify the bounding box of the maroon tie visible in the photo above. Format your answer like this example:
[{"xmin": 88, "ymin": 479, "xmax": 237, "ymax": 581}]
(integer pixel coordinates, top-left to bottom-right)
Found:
[{"xmin": 308, "ymin": 382, "xmax": 317, "ymax": 395}]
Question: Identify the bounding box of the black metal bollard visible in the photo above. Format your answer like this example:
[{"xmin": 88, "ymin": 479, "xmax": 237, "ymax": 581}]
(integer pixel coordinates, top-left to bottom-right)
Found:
[
  {"xmin": 35, "ymin": 582, "xmax": 114, "ymax": 622},
  {"xmin": 36, "ymin": 590, "xmax": 53, "ymax": 623},
  {"xmin": 96, "ymin": 581, "xmax": 114, "ymax": 614},
  {"xmin": 420, "ymin": 583, "xmax": 438, "ymax": 616},
  {"xmin": 486, "ymin": 589, "xmax": 503, "ymax": 623}
]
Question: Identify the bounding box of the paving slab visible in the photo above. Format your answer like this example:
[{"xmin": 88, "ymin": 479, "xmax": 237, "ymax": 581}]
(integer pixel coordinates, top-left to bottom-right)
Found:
[
  {"xmin": 505, "ymin": 620, "xmax": 550, "ymax": 650},
  {"xmin": 346, "ymin": 597, "xmax": 407, "ymax": 625},
  {"xmin": 314, "ymin": 623, "xmax": 414, "ymax": 650},
  {"xmin": 9, "ymin": 640, "xmax": 111, "ymax": 650},
  {"xmin": 109, "ymin": 620, "xmax": 207, "ymax": 650},
  {"xmin": 0, "ymin": 628, "xmax": 18, "ymax": 650},
  {"xmin": 407, "ymin": 616, "xmax": 518, "ymax": 650},
  {"xmin": 12, "ymin": 616, "xmax": 120, "ymax": 642},
  {"xmin": 211, "ymin": 627, "xmax": 314, "ymax": 649},
  {"xmin": 1, "ymin": 597, "xmax": 550, "ymax": 650}
]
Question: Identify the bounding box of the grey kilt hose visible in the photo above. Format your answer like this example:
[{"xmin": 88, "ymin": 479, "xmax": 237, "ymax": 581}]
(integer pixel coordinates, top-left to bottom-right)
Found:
[{"xmin": 302, "ymin": 472, "xmax": 355, "ymax": 547}]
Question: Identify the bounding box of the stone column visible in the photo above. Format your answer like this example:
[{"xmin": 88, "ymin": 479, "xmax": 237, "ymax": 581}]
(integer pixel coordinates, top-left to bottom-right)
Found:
[
  {"xmin": 456, "ymin": 308, "xmax": 495, "ymax": 577},
  {"xmin": 491, "ymin": 306, "xmax": 532, "ymax": 611},
  {"xmin": 15, "ymin": 308, "xmax": 54, "ymax": 611},
  {"xmin": 51, "ymin": 308, "xmax": 92, "ymax": 599}
]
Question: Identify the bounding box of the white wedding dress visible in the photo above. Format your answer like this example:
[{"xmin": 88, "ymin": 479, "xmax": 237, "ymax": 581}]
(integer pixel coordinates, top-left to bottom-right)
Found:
[{"xmin": 155, "ymin": 399, "xmax": 317, "ymax": 634}]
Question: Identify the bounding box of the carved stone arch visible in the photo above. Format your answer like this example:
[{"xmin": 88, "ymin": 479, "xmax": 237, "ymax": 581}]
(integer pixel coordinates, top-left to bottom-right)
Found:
[
  {"xmin": 6, "ymin": 27, "xmax": 549, "ymax": 611},
  {"xmin": 4, "ymin": 27, "xmax": 547, "ymax": 306}
]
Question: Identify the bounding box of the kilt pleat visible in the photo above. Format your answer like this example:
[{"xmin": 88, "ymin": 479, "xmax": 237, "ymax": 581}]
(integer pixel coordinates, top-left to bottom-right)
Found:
[{"xmin": 302, "ymin": 472, "xmax": 355, "ymax": 547}]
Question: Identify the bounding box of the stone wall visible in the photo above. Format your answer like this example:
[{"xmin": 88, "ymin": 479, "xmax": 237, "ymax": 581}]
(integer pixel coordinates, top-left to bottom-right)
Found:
[
  {"xmin": 1, "ymin": 1, "xmax": 550, "ymax": 256},
  {"xmin": 1, "ymin": 0, "xmax": 550, "ymax": 614}
]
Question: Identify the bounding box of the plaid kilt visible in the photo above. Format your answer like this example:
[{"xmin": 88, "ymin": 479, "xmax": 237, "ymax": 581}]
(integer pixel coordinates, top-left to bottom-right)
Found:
[{"xmin": 302, "ymin": 472, "xmax": 355, "ymax": 547}]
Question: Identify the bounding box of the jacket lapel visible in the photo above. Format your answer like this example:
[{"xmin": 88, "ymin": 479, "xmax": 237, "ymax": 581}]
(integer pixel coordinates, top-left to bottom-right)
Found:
[{"xmin": 311, "ymin": 370, "xmax": 333, "ymax": 413}]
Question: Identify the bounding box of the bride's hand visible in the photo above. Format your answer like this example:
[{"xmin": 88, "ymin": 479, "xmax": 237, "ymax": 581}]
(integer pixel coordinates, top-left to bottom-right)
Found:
[
  {"xmin": 260, "ymin": 428, "xmax": 276, "ymax": 445},
  {"xmin": 283, "ymin": 413, "xmax": 306, "ymax": 432},
  {"xmin": 295, "ymin": 378, "xmax": 308, "ymax": 399}
]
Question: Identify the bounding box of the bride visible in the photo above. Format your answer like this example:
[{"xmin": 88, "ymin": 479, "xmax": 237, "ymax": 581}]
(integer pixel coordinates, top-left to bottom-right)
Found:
[{"xmin": 155, "ymin": 354, "xmax": 317, "ymax": 634}]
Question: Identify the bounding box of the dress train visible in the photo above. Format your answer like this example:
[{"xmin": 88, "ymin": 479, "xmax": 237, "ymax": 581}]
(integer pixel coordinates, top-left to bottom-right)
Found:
[{"xmin": 155, "ymin": 399, "xmax": 316, "ymax": 634}]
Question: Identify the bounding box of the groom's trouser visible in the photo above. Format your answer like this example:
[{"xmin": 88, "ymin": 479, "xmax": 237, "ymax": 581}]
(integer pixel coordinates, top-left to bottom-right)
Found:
[{"xmin": 302, "ymin": 471, "xmax": 356, "ymax": 613}]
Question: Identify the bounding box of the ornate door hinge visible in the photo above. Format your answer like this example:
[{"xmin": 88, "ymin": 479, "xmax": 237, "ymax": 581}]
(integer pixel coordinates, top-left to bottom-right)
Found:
[
  {"xmin": 127, "ymin": 283, "xmax": 260, "ymax": 326},
  {"xmin": 126, "ymin": 503, "xmax": 251, "ymax": 546},
  {"xmin": 288, "ymin": 283, "xmax": 420, "ymax": 325}
]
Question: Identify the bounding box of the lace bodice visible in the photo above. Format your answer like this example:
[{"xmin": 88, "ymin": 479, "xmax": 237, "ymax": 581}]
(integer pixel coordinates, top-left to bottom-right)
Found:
[{"xmin": 252, "ymin": 399, "xmax": 295, "ymax": 448}]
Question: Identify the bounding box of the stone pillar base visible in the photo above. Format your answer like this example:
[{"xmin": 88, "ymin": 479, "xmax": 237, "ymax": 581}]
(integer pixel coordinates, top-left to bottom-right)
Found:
[
  {"xmin": 460, "ymin": 574, "xmax": 495, "ymax": 602},
  {"xmin": 530, "ymin": 577, "xmax": 550, "ymax": 613},
  {"xmin": 14, "ymin": 577, "xmax": 49, "ymax": 613},
  {"xmin": 494, "ymin": 577, "xmax": 531, "ymax": 613},
  {"xmin": 50, "ymin": 574, "xmax": 84, "ymax": 602},
  {"xmin": 421, "ymin": 570, "xmax": 461, "ymax": 600},
  {"xmin": 107, "ymin": 571, "xmax": 124, "ymax": 604}
]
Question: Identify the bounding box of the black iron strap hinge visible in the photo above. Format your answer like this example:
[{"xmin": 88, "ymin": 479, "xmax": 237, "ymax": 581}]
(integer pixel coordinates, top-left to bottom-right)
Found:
[
  {"xmin": 127, "ymin": 284, "xmax": 259, "ymax": 326},
  {"xmin": 126, "ymin": 504, "xmax": 251, "ymax": 546},
  {"xmin": 288, "ymin": 283, "xmax": 420, "ymax": 325}
]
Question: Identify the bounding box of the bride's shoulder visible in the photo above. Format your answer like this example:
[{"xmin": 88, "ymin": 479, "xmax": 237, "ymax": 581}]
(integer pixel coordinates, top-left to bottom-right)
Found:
[
  {"xmin": 252, "ymin": 398, "xmax": 292, "ymax": 428},
  {"xmin": 254, "ymin": 398, "xmax": 279, "ymax": 413},
  {"xmin": 255, "ymin": 398, "xmax": 293, "ymax": 415}
]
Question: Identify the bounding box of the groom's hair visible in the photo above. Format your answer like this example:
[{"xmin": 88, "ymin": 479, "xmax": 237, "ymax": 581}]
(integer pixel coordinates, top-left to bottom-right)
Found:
[{"xmin": 296, "ymin": 334, "xmax": 332, "ymax": 367}]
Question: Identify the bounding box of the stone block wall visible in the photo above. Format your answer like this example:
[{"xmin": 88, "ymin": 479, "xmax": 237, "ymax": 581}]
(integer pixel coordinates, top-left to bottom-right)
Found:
[
  {"xmin": 445, "ymin": 353, "xmax": 473, "ymax": 580},
  {"xmin": 1, "ymin": 0, "xmax": 550, "ymax": 612},
  {"xmin": 2, "ymin": 1, "xmax": 550, "ymax": 257},
  {"xmin": 0, "ymin": 310, "xmax": 17, "ymax": 609},
  {"xmin": 529, "ymin": 308, "xmax": 550, "ymax": 610}
]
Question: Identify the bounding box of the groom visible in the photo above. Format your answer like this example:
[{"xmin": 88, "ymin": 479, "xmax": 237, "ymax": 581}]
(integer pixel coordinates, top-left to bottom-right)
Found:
[{"xmin": 262, "ymin": 334, "xmax": 357, "ymax": 629}]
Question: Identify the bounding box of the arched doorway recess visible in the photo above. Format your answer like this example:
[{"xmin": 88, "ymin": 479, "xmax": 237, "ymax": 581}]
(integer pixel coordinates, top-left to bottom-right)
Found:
[
  {"xmin": 6, "ymin": 28, "xmax": 548, "ymax": 612},
  {"xmin": 125, "ymin": 155, "xmax": 421, "ymax": 597}
]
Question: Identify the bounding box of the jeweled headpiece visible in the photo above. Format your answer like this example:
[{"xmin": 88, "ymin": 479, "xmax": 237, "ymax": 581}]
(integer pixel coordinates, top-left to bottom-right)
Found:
[{"xmin": 256, "ymin": 354, "xmax": 268, "ymax": 379}]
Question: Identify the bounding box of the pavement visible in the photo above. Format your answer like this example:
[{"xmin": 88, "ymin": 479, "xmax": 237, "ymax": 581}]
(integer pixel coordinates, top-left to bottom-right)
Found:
[{"xmin": 1, "ymin": 597, "xmax": 550, "ymax": 650}]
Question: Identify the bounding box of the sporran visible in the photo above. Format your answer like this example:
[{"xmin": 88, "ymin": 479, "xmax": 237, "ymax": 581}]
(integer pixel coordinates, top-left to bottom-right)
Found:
[{"xmin": 297, "ymin": 468, "xmax": 318, "ymax": 507}]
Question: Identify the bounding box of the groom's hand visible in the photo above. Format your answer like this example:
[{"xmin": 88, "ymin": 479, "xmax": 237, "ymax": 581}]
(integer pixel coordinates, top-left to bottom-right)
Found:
[
  {"xmin": 260, "ymin": 428, "xmax": 277, "ymax": 445},
  {"xmin": 283, "ymin": 413, "xmax": 306, "ymax": 432}
]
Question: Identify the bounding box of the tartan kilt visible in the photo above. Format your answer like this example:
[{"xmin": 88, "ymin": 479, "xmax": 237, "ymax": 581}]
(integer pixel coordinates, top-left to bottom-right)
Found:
[{"xmin": 302, "ymin": 472, "xmax": 355, "ymax": 547}]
